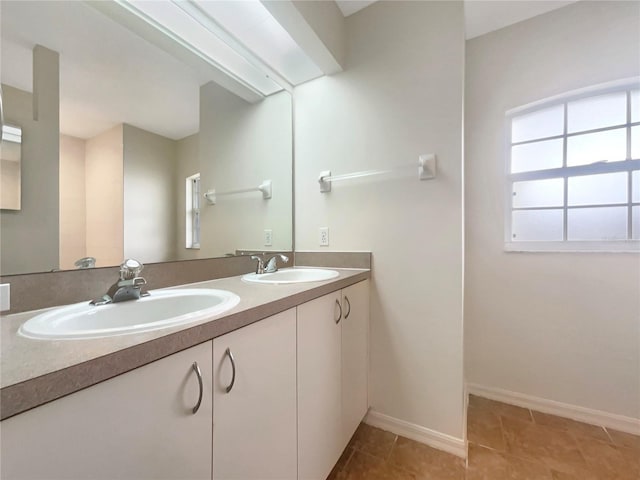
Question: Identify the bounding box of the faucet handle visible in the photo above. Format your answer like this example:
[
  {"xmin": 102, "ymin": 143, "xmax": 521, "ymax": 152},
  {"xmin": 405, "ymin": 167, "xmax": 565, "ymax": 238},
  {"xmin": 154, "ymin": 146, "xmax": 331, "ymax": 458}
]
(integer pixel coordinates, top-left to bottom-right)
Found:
[{"xmin": 120, "ymin": 258, "xmax": 144, "ymax": 280}]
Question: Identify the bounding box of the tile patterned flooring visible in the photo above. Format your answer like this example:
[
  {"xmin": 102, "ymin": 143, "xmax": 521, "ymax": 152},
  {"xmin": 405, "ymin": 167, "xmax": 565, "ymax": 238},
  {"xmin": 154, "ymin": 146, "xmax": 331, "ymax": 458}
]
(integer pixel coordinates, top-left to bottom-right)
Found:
[{"xmin": 329, "ymin": 396, "xmax": 640, "ymax": 479}]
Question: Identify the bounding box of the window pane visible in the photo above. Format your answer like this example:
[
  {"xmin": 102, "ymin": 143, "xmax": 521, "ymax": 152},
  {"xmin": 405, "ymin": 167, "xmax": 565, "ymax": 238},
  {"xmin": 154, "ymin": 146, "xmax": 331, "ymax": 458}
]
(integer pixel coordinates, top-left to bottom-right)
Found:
[
  {"xmin": 632, "ymin": 90, "xmax": 639, "ymax": 123},
  {"xmin": 511, "ymin": 209, "xmax": 563, "ymax": 241},
  {"xmin": 512, "ymin": 104, "xmax": 564, "ymax": 143},
  {"xmin": 568, "ymin": 172, "xmax": 628, "ymax": 206},
  {"xmin": 567, "ymin": 128, "xmax": 626, "ymax": 166},
  {"xmin": 632, "ymin": 125, "xmax": 640, "ymax": 160},
  {"xmin": 567, "ymin": 206, "xmax": 627, "ymax": 240},
  {"xmin": 511, "ymin": 138, "xmax": 563, "ymax": 173},
  {"xmin": 633, "ymin": 170, "xmax": 640, "ymax": 203},
  {"xmin": 633, "ymin": 206, "xmax": 640, "ymax": 240},
  {"xmin": 567, "ymin": 91, "xmax": 627, "ymax": 133},
  {"xmin": 513, "ymin": 178, "xmax": 564, "ymax": 208}
]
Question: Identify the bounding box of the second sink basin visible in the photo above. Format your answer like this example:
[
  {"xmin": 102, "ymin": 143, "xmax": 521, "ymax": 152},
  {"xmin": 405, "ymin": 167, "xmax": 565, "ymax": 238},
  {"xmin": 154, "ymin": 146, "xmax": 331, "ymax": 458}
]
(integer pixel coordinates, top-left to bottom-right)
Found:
[
  {"xmin": 19, "ymin": 288, "xmax": 240, "ymax": 340},
  {"xmin": 242, "ymin": 268, "xmax": 339, "ymax": 284}
]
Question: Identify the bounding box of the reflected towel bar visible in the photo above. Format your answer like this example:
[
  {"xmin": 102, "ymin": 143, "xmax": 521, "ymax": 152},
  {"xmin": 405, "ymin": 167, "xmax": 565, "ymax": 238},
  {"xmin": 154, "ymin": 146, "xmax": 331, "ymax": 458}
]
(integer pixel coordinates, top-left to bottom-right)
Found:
[{"xmin": 204, "ymin": 180, "xmax": 272, "ymax": 205}]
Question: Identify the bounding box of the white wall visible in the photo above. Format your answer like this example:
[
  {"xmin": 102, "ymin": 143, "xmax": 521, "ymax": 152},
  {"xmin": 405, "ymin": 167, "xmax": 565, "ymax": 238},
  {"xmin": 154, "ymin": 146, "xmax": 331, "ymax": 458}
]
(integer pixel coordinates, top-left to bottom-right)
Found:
[
  {"xmin": 295, "ymin": 1, "xmax": 465, "ymax": 440},
  {"xmin": 465, "ymin": 1, "xmax": 640, "ymax": 419},
  {"xmin": 187, "ymin": 83, "xmax": 292, "ymax": 259},
  {"xmin": 0, "ymin": 47, "xmax": 59, "ymax": 275},
  {"xmin": 123, "ymin": 124, "xmax": 177, "ymax": 264}
]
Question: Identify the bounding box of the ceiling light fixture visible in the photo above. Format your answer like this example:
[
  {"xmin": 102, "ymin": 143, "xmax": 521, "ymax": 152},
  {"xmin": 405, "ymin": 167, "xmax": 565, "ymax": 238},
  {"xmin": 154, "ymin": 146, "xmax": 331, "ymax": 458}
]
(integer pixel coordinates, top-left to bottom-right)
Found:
[{"xmin": 115, "ymin": 0, "xmax": 284, "ymax": 97}]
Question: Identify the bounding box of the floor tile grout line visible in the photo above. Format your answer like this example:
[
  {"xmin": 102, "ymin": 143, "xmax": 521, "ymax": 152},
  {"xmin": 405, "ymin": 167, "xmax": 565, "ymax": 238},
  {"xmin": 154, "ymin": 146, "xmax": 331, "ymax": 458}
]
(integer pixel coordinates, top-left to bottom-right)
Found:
[
  {"xmin": 385, "ymin": 434, "xmax": 398, "ymax": 462},
  {"xmin": 602, "ymin": 425, "xmax": 615, "ymax": 444}
]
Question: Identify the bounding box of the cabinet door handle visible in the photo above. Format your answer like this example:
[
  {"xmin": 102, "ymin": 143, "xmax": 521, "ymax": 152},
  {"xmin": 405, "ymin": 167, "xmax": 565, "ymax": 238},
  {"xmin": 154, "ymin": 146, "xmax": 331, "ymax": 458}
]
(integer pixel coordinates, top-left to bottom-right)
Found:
[
  {"xmin": 344, "ymin": 296, "xmax": 351, "ymax": 319},
  {"xmin": 225, "ymin": 348, "xmax": 236, "ymax": 393},
  {"xmin": 191, "ymin": 362, "xmax": 203, "ymax": 414},
  {"xmin": 335, "ymin": 298, "xmax": 342, "ymax": 324}
]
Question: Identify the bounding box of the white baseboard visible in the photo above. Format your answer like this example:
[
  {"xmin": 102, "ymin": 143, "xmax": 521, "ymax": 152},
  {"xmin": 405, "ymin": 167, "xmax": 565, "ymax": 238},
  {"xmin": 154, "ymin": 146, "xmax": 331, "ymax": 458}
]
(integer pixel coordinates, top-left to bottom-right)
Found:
[
  {"xmin": 466, "ymin": 383, "xmax": 640, "ymax": 436},
  {"xmin": 364, "ymin": 410, "xmax": 467, "ymax": 458}
]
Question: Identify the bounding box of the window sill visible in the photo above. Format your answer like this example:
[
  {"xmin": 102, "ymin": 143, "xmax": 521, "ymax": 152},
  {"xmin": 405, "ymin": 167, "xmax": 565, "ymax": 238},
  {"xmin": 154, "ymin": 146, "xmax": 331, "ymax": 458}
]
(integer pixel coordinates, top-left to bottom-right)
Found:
[{"xmin": 504, "ymin": 241, "xmax": 640, "ymax": 253}]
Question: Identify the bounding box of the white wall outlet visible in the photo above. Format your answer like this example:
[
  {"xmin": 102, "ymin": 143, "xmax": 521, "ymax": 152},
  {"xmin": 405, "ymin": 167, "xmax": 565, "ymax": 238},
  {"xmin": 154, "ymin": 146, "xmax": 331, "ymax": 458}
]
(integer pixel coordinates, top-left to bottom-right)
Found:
[
  {"xmin": 0, "ymin": 284, "xmax": 10, "ymax": 312},
  {"xmin": 319, "ymin": 227, "xmax": 329, "ymax": 246},
  {"xmin": 264, "ymin": 229, "xmax": 273, "ymax": 246}
]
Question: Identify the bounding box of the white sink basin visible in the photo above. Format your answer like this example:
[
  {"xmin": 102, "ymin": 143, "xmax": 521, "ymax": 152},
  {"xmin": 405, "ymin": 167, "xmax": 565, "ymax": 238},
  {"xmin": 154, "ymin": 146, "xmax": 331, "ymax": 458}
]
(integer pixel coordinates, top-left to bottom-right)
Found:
[
  {"xmin": 242, "ymin": 268, "xmax": 340, "ymax": 284},
  {"xmin": 19, "ymin": 288, "xmax": 240, "ymax": 340}
]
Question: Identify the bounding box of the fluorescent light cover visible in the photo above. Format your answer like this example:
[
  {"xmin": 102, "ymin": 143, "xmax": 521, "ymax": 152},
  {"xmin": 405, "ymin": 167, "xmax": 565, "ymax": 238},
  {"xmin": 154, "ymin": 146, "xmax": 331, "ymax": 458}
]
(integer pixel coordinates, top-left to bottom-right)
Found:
[
  {"xmin": 118, "ymin": 0, "xmax": 283, "ymax": 96},
  {"xmin": 195, "ymin": 1, "xmax": 323, "ymax": 86}
]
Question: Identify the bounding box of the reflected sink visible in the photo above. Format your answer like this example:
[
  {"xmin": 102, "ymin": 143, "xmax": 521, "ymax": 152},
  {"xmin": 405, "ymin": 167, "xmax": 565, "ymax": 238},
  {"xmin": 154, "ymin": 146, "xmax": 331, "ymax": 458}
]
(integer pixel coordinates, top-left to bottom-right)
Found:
[
  {"xmin": 19, "ymin": 288, "xmax": 240, "ymax": 340},
  {"xmin": 242, "ymin": 268, "xmax": 340, "ymax": 284}
]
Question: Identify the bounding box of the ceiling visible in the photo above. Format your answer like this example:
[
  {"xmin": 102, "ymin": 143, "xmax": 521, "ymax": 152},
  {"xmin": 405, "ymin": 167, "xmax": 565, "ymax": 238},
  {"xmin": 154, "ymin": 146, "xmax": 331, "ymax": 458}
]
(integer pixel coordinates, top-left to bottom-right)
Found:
[
  {"xmin": 335, "ymin": 0, "xmax": 579, "ymax": 38},
  {"xmin": 1, "ymin": 0, "xmax": 580, "ymax": 141}
]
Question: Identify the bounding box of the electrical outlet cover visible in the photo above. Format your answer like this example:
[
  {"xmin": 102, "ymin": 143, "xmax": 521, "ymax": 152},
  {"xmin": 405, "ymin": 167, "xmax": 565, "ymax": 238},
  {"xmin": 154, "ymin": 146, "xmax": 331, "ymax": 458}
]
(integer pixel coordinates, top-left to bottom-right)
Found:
[
  {"xmin": 319, "ymin": 227, "xmax": 329, "ymax": 246},
  {"xmin": 264, "ymin": 229, "xmax": 273, "ymax": 246}
]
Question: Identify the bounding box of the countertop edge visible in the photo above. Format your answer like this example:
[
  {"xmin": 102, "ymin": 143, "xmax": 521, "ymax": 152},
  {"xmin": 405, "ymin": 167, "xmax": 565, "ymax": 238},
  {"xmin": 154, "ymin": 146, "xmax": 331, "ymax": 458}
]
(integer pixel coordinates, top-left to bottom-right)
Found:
[{"xmin": 1, "ymin": 271, "xmax": 370, "ymax": 421}]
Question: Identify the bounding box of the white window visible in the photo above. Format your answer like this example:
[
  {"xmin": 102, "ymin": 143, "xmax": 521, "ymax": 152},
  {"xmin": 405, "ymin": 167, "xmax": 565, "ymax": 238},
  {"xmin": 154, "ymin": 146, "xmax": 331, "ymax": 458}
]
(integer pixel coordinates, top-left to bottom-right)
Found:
[
  {"xmin": 186, "ymin": 173, "xmax": 201, "ymax": 249},
  {"xmin": 505, "ymin": 80, "xmax": 640, "ymax": 252}
]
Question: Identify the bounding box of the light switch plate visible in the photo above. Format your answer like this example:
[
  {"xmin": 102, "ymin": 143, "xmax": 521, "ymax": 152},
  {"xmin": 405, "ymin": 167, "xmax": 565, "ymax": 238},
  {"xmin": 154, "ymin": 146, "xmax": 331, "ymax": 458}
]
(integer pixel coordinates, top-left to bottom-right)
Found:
[{"xmin": 0, "ymin": 284, "xmax": 10, "ymax": 312}]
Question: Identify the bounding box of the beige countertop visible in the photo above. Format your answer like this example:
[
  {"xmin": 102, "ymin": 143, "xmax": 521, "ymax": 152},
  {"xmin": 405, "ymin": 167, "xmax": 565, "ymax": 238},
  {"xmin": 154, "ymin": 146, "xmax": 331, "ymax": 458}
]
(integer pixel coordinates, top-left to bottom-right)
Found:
[{"xmin": 1, "ymin": 268, "xmax": 370, "ymax": 420}]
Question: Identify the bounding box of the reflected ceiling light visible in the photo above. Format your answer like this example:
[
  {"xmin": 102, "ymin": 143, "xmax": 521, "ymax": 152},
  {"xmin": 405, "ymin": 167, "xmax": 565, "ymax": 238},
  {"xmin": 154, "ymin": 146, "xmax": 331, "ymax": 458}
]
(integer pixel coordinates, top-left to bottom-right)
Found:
[
  {"xmin": 116, "ymin": 0, "xmax": 284, "ymax": 97},
  {"xmin": 2, "ymin": 125, "xmax": 22, "ymax": 143},
  {"xmin": 117, "ymin": 0, "xmax": 326, "ymax": 97}
]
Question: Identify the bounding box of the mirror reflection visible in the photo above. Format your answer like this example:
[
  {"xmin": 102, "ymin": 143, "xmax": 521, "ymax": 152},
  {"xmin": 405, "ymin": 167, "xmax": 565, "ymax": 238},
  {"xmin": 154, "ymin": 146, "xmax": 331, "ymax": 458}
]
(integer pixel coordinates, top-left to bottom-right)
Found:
[
  {"xmin": 0, "ymin": 124, "xmax": 22, "ymax": 211},
  {"xmin": 0, "ymin": 1, "xmax": 293, "ymax": 276}
]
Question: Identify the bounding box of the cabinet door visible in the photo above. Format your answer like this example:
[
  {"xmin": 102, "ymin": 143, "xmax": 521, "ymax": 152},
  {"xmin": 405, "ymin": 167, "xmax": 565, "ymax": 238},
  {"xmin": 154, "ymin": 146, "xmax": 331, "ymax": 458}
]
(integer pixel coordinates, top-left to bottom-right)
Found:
[
  {"xmin": 213, "ymin": 309, "xmax": 297, "ymax": 480},
  {"xmin": 0, "ymin": 341, "xmax": 213, "ymax": 480},
  {"xmin": 342, "ymin": 280, "xmax": 370, "ymax": 447},
  {"xmin": 297, "ymin": 291, "xmax": 343, "ymax": 480}
]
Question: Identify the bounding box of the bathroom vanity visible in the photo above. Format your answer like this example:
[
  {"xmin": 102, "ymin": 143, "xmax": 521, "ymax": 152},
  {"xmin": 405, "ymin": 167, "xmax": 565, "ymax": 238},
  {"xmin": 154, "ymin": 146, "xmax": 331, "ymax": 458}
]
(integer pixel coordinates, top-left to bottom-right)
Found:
[{"xmin": 0, "ymin": 269, "xmax": 370, "ymax": 480}]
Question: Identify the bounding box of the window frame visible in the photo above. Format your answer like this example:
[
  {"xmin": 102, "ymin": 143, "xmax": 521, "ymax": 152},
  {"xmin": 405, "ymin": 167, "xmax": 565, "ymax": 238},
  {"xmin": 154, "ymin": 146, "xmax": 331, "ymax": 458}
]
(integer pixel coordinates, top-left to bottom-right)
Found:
[{"xmin": 504, "ymin": 78, "xmax": 640, "ymax": 253}]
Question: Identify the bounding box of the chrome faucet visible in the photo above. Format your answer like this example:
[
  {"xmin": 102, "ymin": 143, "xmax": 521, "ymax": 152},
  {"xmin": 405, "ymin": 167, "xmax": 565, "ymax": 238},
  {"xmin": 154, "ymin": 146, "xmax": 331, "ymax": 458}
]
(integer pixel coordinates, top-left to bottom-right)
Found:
[
  {"xmin": 250, "ymin": 253, "xmax": 289, "ymax": 274},
  {"xmin": 91, "ymin": 259, "xmax": 149, "ymax": 305}
]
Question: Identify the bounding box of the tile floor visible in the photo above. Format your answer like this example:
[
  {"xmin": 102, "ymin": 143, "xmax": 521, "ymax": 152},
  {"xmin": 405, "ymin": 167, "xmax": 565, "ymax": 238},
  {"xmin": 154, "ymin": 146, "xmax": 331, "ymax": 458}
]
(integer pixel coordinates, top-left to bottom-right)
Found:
[{"xmin": 329, "ymin": 395, "xmax": 640, "ymax": 479}]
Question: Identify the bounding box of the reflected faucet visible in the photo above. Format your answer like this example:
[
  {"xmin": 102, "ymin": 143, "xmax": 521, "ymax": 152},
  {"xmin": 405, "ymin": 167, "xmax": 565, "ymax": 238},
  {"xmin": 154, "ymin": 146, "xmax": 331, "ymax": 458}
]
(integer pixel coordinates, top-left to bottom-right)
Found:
[
  {"xmin": 250, "ymin": 253, "xmax": 289, "ymax": 274},
  {"xmin": 91, "ymin": 259, "xmax": 149, "ymax": 306},
  {"xmin": 74, "ymin": 257, "xmax": 96, "ymax": 269}
]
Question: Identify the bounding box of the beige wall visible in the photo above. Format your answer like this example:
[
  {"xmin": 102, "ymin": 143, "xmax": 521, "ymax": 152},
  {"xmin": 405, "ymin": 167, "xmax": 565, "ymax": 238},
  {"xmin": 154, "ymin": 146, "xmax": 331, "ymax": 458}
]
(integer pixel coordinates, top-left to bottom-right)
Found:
[
  {"xmin": 123, "ymin": 124, "xmax": 177, "ymax": 264},
  {"xmin": 0, "ymin": 46, "xmax": 59, "ymax": 275},
  {"xmin": 295, "ymin": 1, "xmax": 465, "ymax": 440},
  {"xmin": 85, "ymin": 124, "xmax": 123, "ymax": 267},
  {"xmin": 181, "ymin": 84, "xmax": 292, "ymax": 259},
  {"xmin": 465, "ymin": 1, "xmax": 640, "ymax": 419},
  {"xmin": 59, "ymin": 134, "xmax": 87, "ymax": 270}
]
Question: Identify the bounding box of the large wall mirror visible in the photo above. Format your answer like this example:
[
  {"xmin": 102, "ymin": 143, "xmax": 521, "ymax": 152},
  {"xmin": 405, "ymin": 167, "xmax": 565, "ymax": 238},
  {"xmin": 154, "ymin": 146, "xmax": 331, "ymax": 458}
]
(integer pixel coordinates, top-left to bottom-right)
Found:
[{"xmin": 0, "ymin": 0, "xmax": 293, "ymax": 276}]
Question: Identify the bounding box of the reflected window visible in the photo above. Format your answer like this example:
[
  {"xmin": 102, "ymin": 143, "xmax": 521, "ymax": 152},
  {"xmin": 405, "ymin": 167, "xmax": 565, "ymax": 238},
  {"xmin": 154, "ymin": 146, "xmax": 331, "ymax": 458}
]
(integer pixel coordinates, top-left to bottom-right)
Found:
[
  {"xmin": 506, "ymin": 81, "xmax": 640, "ymax": 251},
  {"xmin": 186, "ymin": 173, "xmax": 201, "ymax": 249}
]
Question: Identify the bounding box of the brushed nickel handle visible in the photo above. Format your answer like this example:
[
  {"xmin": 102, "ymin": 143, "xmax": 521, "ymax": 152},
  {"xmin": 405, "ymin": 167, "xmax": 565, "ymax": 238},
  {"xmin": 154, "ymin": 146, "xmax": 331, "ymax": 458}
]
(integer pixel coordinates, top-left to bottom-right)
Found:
[
  {"xmin": 192, "ymin": 362, "xmax": 203, "ymax": 414},
  {"xmin": 344, "ymin": 296, "xmax": 351, "ymax": 319},
  {"xmin": 335, "ymin": 298, "xmax": 342, "ymax": 324},
  {"xmin": 225, "ymin": 348, "xmax": 236, "ymax": 393}
]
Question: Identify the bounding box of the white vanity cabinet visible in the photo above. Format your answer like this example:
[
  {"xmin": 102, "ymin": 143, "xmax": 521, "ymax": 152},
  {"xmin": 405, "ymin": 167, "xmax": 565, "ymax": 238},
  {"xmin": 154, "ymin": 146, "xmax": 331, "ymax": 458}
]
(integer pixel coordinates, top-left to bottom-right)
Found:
[
  {"xmin": 297, "ymin": 280, "xmax": 370, "ymax": 480},
  {"xmin": 212, "ymin": 308, "xmax": 297, "ymax": 480},
  {"xmin": 0, "ymin": 341, "xmax": 213, "ymax": 480},
  {"xmin": 341, "ymin": 280, "xmax": 370, "ymax": 447}
]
